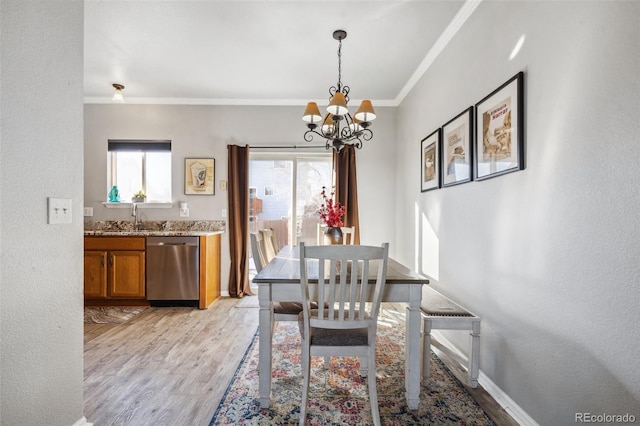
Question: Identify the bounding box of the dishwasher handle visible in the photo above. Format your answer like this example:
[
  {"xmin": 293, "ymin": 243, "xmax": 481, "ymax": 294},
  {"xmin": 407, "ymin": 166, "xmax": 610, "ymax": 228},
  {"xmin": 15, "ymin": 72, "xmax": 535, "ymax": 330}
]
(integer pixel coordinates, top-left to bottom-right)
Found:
[{"xmin": 147, "ymin": 236, "xmax": 200, "ymax": 247}]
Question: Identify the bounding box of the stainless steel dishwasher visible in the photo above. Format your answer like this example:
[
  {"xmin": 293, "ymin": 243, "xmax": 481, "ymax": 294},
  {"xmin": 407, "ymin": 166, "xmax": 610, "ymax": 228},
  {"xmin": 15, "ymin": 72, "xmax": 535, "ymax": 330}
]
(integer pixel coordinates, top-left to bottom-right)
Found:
[{"xmin": 146, "ymin": 236, "xmax": 199, "ymax": 306}]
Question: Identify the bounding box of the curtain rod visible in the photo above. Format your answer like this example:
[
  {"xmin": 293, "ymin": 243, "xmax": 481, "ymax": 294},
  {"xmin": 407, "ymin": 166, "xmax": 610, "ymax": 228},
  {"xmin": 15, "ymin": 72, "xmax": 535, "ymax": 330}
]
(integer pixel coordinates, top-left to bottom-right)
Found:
[{"xmin": 249, "ymin": 145, "xmax": 327, "ymax": 150}]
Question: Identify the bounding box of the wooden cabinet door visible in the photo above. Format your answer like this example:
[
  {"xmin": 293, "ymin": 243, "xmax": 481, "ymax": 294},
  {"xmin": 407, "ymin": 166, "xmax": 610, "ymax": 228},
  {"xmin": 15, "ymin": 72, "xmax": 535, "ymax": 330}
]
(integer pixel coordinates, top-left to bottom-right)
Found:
[
  {"xmin": 108, "ymin": 251, "xmax": 145, "ymax": 298},
  {"xmin": 84, "ymin": 250, "xmax": 108, "ymax": 298},
  {"xmin": 199, "ymin": 233, "xmax": 221, "ymax": 309}
]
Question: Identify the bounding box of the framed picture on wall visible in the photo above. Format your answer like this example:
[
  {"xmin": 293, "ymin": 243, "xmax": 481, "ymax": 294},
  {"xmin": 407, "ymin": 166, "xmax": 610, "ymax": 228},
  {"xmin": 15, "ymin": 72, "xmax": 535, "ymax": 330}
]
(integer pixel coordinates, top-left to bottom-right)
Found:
[
  {"xmin": 441, "ymin": 107, "xmax": 473, "ymax": 187},
  {"xmin": 185, "ymin": 158, "xmax": 215, "ymax": 195},
  {"xmin": 420, "ymin": 129, "xmax": 441, "ymax": 192},
  {"xmin": 474, "ymin": 72, "xmax": 524, "ymax": 181}
]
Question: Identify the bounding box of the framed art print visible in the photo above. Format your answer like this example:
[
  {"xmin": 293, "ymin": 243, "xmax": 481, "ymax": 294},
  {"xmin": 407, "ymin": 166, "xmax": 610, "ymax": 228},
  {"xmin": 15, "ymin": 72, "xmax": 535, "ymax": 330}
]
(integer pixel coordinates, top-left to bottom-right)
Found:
[
  {"xmin": 185, "ymin": 158, "xmax": 215, "ymax": 195},
  {"xmin": 475, "ymin": 72, "xmax": 524, "ymax": 180},
  {"xmin": 441, "ymin": 107, "xmax": 473, "ymax": 187},
  {"xmin": 421, "ymin": 129, "xmax": 441, "ymax": 192}
]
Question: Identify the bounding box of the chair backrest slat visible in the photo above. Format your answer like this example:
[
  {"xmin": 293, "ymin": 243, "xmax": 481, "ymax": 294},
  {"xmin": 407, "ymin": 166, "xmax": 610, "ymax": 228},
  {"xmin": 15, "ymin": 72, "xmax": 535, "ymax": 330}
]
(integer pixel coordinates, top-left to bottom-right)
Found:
[{"xmin": 359, "ymin": 259, "xmax": 370, "ymax": 317}]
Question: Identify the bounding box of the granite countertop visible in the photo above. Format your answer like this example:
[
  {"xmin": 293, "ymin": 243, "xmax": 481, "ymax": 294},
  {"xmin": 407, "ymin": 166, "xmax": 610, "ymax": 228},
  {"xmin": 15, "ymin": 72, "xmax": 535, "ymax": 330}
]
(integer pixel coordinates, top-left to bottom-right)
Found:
[{"xmin": 84, "ymin": 220, "xmax": 225, "ymax": 236}]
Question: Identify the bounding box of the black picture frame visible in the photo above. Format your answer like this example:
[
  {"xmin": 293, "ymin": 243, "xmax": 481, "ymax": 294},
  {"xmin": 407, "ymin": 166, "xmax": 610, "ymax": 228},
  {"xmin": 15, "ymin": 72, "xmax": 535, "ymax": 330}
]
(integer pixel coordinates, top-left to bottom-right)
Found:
[
  {"xmin": 474, "ymin": 72, "xmax": 525, "ymax": 181},
  {"xmin": 420, "ymin": 129, "xmax": 441, "ymax": 192},
  {"xmin": 441, "ymin": 107, "xmax": 474, "ymax": 187}
]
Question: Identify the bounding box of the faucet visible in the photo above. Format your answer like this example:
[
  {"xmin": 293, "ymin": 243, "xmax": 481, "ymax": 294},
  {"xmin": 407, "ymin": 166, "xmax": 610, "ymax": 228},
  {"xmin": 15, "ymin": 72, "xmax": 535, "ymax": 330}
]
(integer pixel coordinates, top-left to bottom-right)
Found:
[{"xmin": 132, "ymin": 203, "xmax": 142, "ymax": 230}]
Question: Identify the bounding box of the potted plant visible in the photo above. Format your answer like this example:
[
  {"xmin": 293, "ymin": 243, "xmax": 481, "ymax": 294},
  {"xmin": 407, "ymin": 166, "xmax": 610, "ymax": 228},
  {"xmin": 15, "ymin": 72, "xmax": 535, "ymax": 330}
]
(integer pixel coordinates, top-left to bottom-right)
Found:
[
  {"xmin": 318, "ymin": 187, "xmax": 346, "ymax": 244},
  {"xmin": 132, "ymin": 190, "xmax": 147, "ymax": 203}
]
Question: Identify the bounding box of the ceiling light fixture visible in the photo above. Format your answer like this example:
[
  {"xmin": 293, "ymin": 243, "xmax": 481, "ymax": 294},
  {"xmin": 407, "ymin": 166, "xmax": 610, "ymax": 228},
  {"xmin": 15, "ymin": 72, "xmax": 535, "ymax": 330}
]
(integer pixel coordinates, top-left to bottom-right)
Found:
[
  {"xmin": 302, "ymin": 30, "xmax": 376, "ymax": 151},
  {"xmin": 112, "ymin": 83, "xmax": 125, "ymax": 103}
]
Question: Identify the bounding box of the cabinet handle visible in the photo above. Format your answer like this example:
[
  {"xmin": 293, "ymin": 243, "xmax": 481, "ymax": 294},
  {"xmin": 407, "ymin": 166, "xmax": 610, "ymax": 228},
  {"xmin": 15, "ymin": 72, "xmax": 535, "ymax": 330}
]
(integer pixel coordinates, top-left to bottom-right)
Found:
[
  {"xmin": 110, "ymin": 254, "xmax": 114, "ymax": 266},
  {"xmin": 101, "ymin": 256, "xmax": 105, "ymax": 267}
]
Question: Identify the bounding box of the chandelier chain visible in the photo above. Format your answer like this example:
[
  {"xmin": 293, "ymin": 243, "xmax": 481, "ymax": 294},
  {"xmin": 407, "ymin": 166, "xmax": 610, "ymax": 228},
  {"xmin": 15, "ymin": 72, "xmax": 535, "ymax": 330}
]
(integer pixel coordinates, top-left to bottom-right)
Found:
[{"xmin": 337, "ymin": 38, "xmax": 342, "ymax": 92}]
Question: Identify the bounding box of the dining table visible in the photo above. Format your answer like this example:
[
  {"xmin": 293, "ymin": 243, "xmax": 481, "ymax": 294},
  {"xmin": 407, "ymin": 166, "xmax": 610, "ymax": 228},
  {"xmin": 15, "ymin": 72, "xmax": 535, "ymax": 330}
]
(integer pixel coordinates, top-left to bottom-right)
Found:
[{"xmin": 252, "ymin": 245, "xmax": 430, "ymax": 410}]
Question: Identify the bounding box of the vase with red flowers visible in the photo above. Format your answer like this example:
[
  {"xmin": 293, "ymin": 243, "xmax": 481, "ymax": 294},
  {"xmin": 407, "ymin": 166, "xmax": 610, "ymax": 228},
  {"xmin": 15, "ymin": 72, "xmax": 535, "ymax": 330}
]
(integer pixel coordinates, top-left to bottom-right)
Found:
[{"xmin": 318, "ymin": 186, "xmax": 346, "ymax": 245}]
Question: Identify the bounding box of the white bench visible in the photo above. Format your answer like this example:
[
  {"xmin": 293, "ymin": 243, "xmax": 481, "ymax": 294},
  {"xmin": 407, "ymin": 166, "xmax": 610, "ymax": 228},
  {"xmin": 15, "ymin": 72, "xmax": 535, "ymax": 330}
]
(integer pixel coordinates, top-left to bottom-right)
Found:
[{"xmin": 421, "ymin": 286, "xmax": 481, "ymax": 388}]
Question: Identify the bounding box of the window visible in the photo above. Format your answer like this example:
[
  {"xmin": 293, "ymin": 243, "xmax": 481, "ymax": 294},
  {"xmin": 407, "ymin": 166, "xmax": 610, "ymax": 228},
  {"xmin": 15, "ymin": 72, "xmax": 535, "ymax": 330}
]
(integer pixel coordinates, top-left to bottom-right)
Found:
[
  {"xmin": 107, "ymin": 140, "xmax": 172, "ymax": 202},
  {"xmin": 249, "ymin": 152, "xmax": 332, "ymax": 248}
]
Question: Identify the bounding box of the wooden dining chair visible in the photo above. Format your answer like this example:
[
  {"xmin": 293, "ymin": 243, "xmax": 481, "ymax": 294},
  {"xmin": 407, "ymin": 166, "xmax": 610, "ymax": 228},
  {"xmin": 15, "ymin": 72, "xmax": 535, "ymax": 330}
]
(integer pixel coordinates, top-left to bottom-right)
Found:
[
  {"xmin": 249, "ymin": 232, "xmax": 267, "ymax": 273},
  {"xmin": 340, "ymin": 226, "xmax": 355, "ymax": 245},
  {"xmin": 316, "ymin": 223, "xmax": 323, "ymax": 245},
  {"xmin": 258, "ymin": 228, "xmax": 301, "ymax": 322},
  {"xmin": 251, "ymin": 231, "xmax": 317, "ymax": 335},
  {"xmin": 259, "ymin": 228, "xmax": 279, "ymax": 259},
  {"xmin": 297, "ymin": 242, "xmax": 390, "ymax": 426}
]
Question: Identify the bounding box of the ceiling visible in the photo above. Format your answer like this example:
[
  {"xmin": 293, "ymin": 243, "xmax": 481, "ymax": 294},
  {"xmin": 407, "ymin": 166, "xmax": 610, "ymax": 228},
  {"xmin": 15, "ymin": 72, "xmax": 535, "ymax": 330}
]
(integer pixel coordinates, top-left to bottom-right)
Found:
[{"xmin": 84, "ymin": 1, "xmax": 476, "ymax": 107}]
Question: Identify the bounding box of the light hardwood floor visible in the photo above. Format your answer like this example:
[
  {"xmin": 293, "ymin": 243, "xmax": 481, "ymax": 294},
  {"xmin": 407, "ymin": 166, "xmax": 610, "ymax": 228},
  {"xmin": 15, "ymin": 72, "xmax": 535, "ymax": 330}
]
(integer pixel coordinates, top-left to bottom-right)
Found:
[{"xmin": 84, "ymin": 298, "xmax": 518, "ymax": 426}]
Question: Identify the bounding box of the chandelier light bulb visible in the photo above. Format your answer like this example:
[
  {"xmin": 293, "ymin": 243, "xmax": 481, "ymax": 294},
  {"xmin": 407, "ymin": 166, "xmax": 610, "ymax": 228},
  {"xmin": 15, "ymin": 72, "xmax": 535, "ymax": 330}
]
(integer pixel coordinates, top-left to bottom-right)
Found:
[
  {"xmin": 349, "ymin": 117, "xmax": 363, "ymax": 133},
  {"xmin": 327, "ymin": 92, "xmax": 349, "ymax": 116},
  {"xmin": 354, "ymin": 100, "xmax": 376, "ymax": 122},
  {"xmin": 322, "ymin": 114, "xmax": 335, "ymax": 135},
  {"xmin": 302, "ymin": 102, "xmax": 323, "ymax": 124}
]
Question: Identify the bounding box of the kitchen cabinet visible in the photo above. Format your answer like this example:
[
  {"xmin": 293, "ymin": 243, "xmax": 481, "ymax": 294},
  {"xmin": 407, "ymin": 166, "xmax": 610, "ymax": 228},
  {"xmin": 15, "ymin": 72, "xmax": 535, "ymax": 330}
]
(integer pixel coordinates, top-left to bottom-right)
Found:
[
  {"xmin": 84, "ymin": 251, "xmax": 108, "ymax": 298},
  {"xmin": 198, "ymin": 233, "xmax": 221, "ymax": 309},
  {"xmin": 84, "ymin": 237, "xmax": 146, "ymax": 305}
]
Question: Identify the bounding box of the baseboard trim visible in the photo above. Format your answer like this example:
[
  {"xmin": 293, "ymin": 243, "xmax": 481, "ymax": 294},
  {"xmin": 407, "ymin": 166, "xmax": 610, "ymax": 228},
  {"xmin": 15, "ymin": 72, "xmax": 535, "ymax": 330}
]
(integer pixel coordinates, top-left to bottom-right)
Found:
[
  {"xmin": 431, "ymin": 330, "xmax": 539, "ymax": 426},
  {"xmin": 72, "ymin": 416, "xmax": 93, "ymax": 426},
  {"xmin": 478, "ymin": 370, "xmax": 539, "ymax": 426}
]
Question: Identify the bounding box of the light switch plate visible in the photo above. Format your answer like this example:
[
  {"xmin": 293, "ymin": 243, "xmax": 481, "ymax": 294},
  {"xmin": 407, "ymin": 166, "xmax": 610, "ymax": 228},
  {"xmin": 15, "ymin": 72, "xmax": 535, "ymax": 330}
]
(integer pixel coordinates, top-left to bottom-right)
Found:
[
  {"xmin": 220, "ymin": 180, "xmax": 227, "ymax": 190},
  {"xmin": 83, "ymin": 207, "xmax": 93, "ymax": 217},
  {"xmin": 48, "ymin": 198, "xmax": 72, "ymax": 224}
]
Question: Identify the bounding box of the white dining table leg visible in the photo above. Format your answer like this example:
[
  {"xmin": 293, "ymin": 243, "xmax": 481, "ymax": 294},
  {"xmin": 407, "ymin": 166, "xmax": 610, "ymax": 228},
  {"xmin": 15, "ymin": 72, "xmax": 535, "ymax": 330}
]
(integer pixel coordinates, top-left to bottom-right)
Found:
[
  {"xmin": 258, "ymin": 283, "xmax": 273, "ymax": 408},
  {"xmin": 405, "ymin": 286, "xmax": 423, "ymax": 410}
]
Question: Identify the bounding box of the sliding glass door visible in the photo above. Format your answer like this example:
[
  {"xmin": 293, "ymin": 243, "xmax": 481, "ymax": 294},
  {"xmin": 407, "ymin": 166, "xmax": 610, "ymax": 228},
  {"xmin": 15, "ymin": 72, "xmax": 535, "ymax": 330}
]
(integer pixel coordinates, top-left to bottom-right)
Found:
[{"xmin": 249, "ymin": 152, "xmax": 332, "ymax": 252}]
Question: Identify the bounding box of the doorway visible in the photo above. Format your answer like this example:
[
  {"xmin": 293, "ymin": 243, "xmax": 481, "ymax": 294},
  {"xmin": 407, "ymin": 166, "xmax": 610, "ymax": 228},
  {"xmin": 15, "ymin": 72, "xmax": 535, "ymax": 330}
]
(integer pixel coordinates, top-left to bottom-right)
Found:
[{"xmin": 248, "ymin": 152, "xmax": 332, "ymax": 272}]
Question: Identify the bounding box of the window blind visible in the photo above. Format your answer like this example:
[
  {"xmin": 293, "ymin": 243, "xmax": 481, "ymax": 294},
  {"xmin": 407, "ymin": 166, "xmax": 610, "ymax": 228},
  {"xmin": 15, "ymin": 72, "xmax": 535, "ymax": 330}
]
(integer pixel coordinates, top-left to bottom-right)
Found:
[{"xmin": 108, "ymin": 140, "xmax": 171, "ymax": 152}]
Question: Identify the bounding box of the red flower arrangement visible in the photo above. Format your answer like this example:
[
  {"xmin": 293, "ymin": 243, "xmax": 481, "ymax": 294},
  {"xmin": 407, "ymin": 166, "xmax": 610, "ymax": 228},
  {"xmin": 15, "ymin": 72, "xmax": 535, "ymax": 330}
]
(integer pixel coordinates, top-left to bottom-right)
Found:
[{"xmin": 318, "ymin": 187, "xmax": 346, "ymax": 227}]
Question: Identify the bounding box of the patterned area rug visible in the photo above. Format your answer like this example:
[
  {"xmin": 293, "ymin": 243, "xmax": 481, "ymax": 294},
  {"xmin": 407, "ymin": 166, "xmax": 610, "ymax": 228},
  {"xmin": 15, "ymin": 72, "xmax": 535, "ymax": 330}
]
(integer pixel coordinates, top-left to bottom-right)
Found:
[
  {"xmin": 84, "ymin": 307, "xmax": 146, "ymax": 324},
  {"xmin": 210, "ymin": 308, "xmax": 495, "ymax": 425}
]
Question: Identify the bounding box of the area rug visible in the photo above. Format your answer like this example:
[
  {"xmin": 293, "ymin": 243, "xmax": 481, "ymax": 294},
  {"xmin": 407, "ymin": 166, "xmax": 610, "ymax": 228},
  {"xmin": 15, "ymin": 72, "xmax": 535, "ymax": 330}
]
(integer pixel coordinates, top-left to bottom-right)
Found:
[
  {"xmin": 83, "ymin": 307, "xmax": 146, "ymax": 324},
  {"xmin": 209, "ymin": 309, "xmax": 495, "ymax": 425}
]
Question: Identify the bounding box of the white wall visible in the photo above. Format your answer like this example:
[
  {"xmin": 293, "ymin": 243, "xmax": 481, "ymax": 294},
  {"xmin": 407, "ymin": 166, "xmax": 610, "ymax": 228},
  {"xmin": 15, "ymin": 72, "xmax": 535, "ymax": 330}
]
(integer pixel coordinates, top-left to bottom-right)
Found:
[
  {"xmin": 396, "ymin": 1, "xmax": 640, "ymax": 425},
  {"xmin": 0, "ymin": 1, "xmax": 86, "ymax": 425},
  {"xmin": 84, "ymin": 104, "xmax": 397, "ymax": 293}
]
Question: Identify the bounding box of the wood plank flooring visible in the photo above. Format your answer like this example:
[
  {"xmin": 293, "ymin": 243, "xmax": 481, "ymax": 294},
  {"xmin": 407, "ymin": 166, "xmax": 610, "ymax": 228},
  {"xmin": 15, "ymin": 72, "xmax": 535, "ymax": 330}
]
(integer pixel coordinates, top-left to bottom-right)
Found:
[{"xmin": 84, "ymin": 298, "xmax": 518, "ymax": 426}]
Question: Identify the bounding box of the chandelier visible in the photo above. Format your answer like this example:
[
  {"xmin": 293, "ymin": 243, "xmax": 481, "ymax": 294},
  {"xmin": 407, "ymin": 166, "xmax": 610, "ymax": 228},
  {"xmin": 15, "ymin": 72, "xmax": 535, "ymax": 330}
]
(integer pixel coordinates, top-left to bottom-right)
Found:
[{"xmin": 302, "ymin": 30, "xmax": 376, "ymax": 151}]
